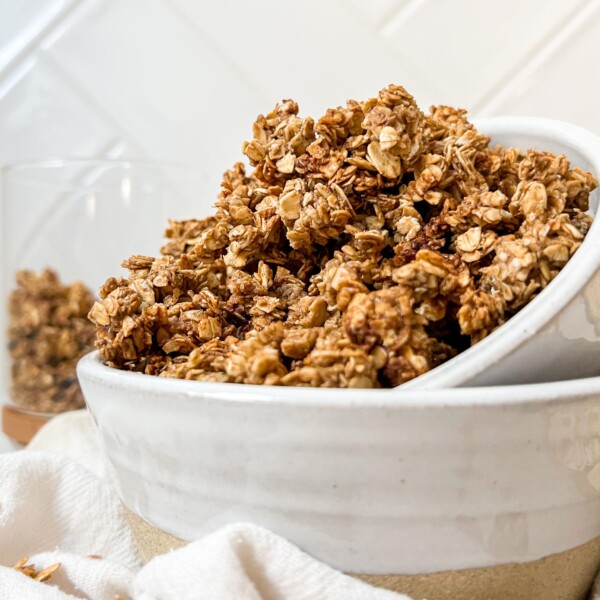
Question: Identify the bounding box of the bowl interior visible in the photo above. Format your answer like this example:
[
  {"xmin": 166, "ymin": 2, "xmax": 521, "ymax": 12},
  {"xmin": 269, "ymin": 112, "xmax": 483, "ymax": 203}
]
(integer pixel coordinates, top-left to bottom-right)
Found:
[{"xmin": 405, "ymin": 117, "xmax": 600, "ymax": 390}]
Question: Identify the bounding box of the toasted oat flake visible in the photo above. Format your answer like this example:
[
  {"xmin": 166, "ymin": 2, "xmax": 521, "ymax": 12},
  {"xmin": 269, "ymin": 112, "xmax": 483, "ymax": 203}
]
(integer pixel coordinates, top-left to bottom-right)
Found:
[
  {"xmin": 13, "ymin": 556, "xmax": 61, "ymax": 583},
  {"xmin": 90, "ymin": 85, "xmax": 597, "ymax": 388}
]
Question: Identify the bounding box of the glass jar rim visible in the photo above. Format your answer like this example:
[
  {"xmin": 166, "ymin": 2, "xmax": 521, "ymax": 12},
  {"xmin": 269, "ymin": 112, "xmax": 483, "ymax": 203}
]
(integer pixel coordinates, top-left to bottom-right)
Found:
[{"xmin": 2, "ymin": 157, "xmax": 197, "ymax": 175}]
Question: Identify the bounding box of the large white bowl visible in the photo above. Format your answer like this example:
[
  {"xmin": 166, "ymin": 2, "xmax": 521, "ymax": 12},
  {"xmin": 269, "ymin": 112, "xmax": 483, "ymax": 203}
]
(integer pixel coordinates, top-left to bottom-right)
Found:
[
  {"xmin": 408, "ymin": 117, "xmax": 600, "ymax": 389},
  {"xmin": 78, "ymin": 351, "xmax": 600, "ymax": 576}
]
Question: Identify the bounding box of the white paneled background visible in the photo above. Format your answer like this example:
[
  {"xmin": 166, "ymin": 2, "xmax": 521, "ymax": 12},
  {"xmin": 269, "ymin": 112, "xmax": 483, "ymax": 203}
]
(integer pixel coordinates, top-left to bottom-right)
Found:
[{"xmin": 1, "ymin": 0, "xmax": 599, "ymax": 200}]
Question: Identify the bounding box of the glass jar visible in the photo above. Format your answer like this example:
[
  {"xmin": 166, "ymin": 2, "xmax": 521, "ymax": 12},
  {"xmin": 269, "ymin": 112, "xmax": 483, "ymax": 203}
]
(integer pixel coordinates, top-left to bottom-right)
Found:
[{"xmin": 1, "ymin": 159, "xmax": 206, "ymax": 444}]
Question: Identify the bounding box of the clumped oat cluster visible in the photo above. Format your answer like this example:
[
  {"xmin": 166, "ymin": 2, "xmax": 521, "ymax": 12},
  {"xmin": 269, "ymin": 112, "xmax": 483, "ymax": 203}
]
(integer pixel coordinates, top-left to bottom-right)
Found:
[
  {"xmin": 9, "ymin": 269, "xmax": 96, "ymax": 412},
  {"xmin": 90, "ymin": 85, "xmax": 597, "ymax": 388}
]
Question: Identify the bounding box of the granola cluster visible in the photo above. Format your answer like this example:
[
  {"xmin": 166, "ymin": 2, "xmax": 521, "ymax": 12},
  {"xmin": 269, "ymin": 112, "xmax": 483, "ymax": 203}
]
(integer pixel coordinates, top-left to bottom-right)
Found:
[
  {"xmin": 90, "ymin": 85, "xmax": 597, "ymax": 388},
  {"xmin": 8, "ymin": 269, "xmax": 96, "ymax": 412}
]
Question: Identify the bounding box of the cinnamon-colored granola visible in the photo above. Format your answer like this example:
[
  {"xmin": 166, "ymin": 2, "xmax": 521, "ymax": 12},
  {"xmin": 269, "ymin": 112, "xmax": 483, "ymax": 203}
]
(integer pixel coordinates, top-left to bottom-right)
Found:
[
  {"xmin": 9, "ymin": 269, "xmax": 96, "ymax": 412},
  {"xmin": 90, "ymin": 85, "xmax": 597, "ymax": 387}
]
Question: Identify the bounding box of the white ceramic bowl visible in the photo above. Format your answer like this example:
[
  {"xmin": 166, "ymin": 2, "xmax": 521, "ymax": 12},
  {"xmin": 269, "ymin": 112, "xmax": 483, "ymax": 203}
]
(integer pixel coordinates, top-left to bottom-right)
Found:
[
  {"xmin": 407, "ymin": 117, "xmax": 600, "ymax": 389},
  {"xmin": 78, "ymin": 351, "xmax": 600, "ymax": 576}
]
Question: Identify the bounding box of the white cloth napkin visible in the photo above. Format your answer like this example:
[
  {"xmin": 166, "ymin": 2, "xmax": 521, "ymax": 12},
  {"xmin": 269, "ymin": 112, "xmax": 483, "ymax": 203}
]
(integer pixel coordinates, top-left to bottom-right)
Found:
[{"xmin": 0, "ymin": 411, "xmax": 410, "ymax": 600}]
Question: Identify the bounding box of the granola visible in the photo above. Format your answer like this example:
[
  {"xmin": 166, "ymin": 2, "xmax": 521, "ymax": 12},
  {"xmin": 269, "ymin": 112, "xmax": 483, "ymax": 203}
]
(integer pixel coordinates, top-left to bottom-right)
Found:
[
  {"xmin": 90, "ymin": 85, "xmax": 597, "ymax": 388},
  {"xmin": 8, "ymin": 269, "xmax": 96, "ymax": 412}
]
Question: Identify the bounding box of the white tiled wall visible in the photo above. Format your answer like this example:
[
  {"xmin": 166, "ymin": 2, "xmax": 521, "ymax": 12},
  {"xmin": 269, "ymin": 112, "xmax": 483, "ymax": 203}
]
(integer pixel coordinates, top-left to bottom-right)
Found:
[{"xmin": 0, "ymin": 0, "xmax": 599, "ymax": 201}]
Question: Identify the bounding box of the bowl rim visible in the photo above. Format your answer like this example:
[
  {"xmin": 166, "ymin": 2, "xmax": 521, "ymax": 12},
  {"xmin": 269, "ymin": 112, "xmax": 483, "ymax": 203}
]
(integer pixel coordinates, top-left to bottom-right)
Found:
[
  {"xmin": 404, "ymin": 116, "xmax": 600, "ymax": 389},
  {"xmin": 78, "ymin": 350, "xmax": 600, "ymax": 408}
]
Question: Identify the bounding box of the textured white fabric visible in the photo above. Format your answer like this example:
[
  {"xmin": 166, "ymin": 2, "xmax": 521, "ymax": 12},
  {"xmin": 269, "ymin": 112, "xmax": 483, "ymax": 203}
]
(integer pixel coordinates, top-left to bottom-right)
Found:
[
  {"xmin": 5, "ymin": 411, "xmax": 600, "ymax": 600},
  {"xmin": 26, "ymin": 410, "xmax": 106, "ymax": 480},
  {"xmin": 134, "ymin": 523, "xmax": 408, "ymax": 600},
  {"xmin": 0, "ymin": 412, "xmax": 410, "ymax": 600},
  {"xmin": 0, "ymin": 451, "xmax": 138, "ymax": 599}
]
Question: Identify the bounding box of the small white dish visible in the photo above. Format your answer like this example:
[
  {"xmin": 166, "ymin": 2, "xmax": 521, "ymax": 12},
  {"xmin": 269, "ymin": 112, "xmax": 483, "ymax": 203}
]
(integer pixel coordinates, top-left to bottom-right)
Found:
[
  {"xmin": 408, "ymin": 117, "xmax": 600, "ymax": 388},
  {"xmin": 78, "ymin": 351, "xmax": 600, "ymax": 576}
]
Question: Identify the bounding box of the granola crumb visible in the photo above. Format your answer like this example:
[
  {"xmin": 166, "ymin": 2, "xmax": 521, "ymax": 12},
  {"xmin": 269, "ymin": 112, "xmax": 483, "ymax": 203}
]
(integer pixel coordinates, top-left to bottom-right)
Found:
[{"xmin": 12, "ymin": 556, "xmax": 61, "ymax": 583}]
